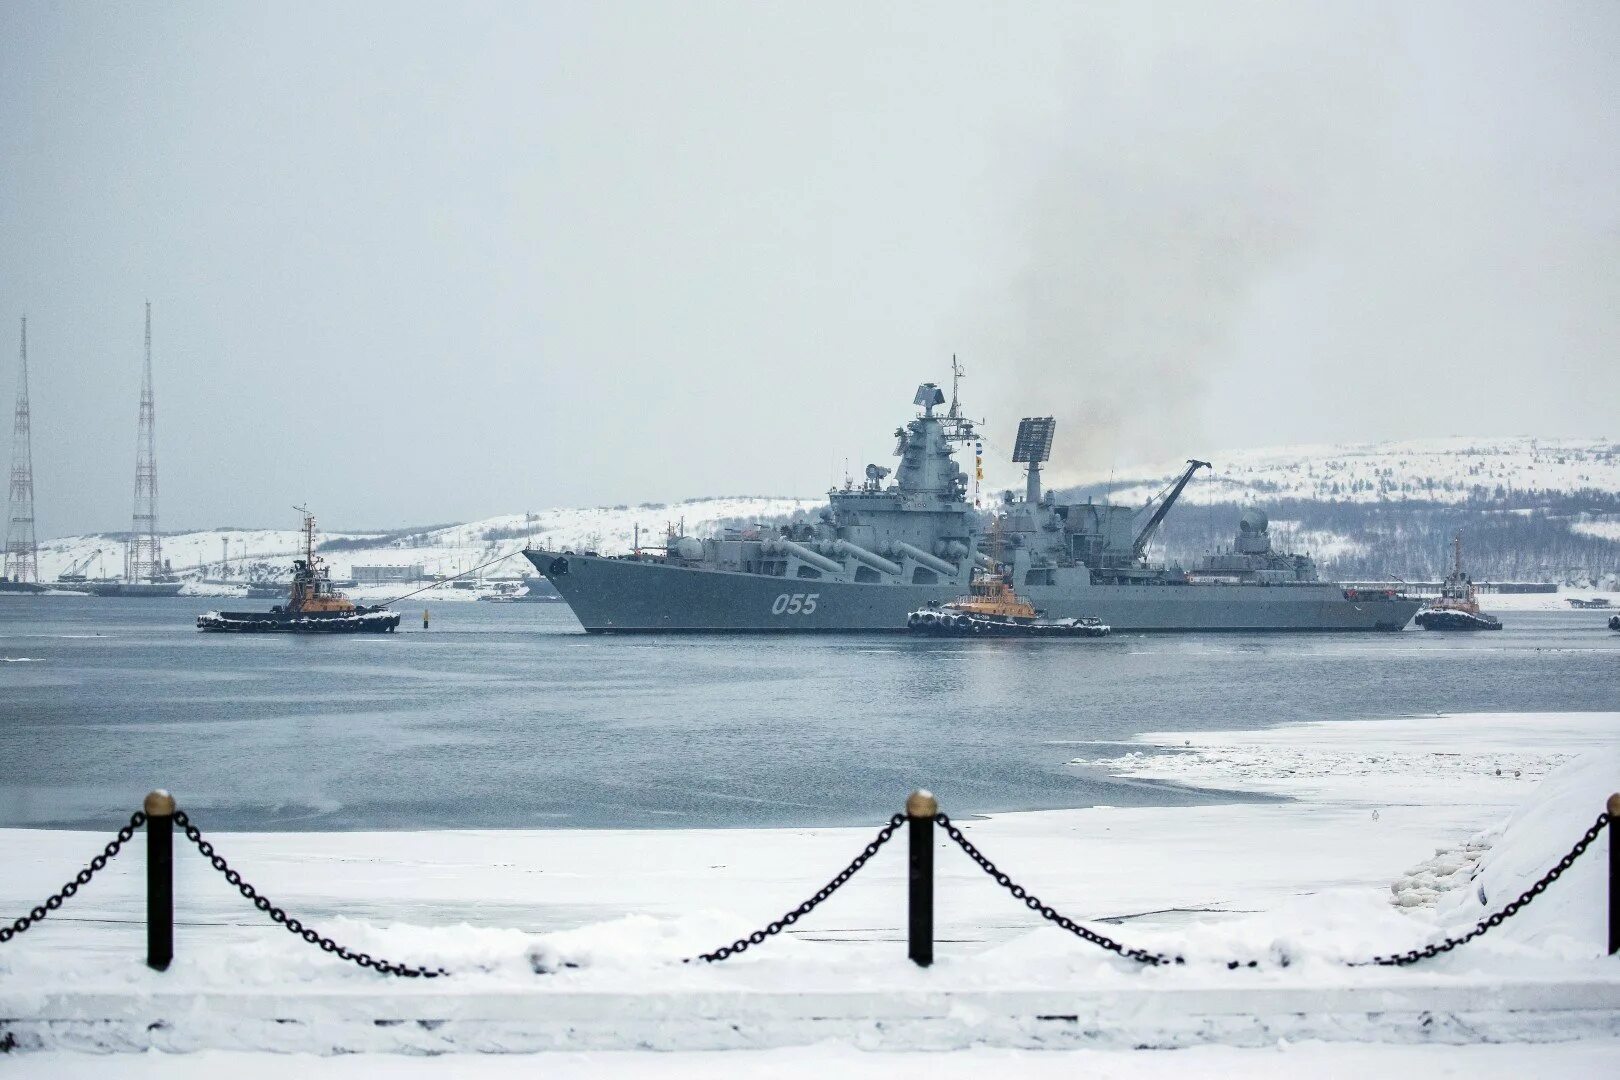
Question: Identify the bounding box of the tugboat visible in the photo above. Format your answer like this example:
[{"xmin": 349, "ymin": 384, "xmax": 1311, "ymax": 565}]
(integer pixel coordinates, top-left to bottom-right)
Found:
[
  {"xmin": 197, "ymin": 508, "xmax": 400, "ymax": 633},
  {"xmin": 1414, "ymin": 534, "xmax": 1502, "ymax": 631},
  {"xmin": 907, "ymin": 571, "xmax": 1110, "ymax": 637}
]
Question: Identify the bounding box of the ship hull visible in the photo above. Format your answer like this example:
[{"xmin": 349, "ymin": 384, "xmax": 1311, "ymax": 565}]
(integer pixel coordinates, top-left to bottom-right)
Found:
[
  {"xmin": 197, "ymin": 609, "xmax": 400, "ymax": 633},
  {"xmin": 525, "ymin": 551, "xmax": 1420, "ymax": 633},
  {"xmin": 1415, "ymin": 608, "xmax": 1503, "ymax": 631},
  {"xmin": 88, "ymin": 581, "xmax": 184, "ymax": 597}
]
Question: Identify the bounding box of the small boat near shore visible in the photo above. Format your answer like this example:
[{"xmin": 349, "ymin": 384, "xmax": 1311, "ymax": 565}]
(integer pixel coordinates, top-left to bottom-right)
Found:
[
  {"xmin": 197, "ymin": 508, "xmax": 400, "ymax": 634},
  {"xmin": 1609, "ymin": 614, "xmax": 1619, "ymax": 632},
  {"xmin": 1414, "ymin": 534, "xmax": 1501, "ymax": 632}
]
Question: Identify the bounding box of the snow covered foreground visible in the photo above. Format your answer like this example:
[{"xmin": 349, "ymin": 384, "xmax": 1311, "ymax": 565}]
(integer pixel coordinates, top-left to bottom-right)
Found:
[{"xmin": 1, "ymin": 712, "xmax": 1617, "ymax": 1071}]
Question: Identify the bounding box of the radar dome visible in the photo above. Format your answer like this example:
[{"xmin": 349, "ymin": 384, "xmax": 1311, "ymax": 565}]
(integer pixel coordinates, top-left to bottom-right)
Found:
[{"xmin": 1239, "ymin": 508, "xmax": 1269, "ymax": 534}]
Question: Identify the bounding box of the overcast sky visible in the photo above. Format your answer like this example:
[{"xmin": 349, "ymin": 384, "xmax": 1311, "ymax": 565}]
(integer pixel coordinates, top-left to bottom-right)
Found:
[{"xmin": 2, "ymin": 2, "xmax": 1616, "ymax": 536}]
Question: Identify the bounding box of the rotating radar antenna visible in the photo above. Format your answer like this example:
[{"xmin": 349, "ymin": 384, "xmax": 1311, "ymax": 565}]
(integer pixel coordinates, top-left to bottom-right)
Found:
[{"xmin": 1012, "ymin": 416, "xmax": 1055, "ymax": 503}]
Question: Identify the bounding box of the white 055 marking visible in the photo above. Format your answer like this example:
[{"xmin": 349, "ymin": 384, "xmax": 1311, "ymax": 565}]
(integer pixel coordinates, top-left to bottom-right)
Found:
[{"xmin": 771, "ymin": 592, "xmax": 819, "ymax": 615}]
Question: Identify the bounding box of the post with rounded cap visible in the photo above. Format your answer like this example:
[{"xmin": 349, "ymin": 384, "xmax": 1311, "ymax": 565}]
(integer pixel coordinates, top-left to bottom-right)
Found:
[
  {"xmin": 1608, "ymin": 792, "xmax": 1620, "ymax": 956},
  {"xmin": 906, "ymin": 789, "xmax": 938, "ymax": 968},
  {"xmin": 144, "ymin": 789, "xmax": 176, "ymax": 971}
]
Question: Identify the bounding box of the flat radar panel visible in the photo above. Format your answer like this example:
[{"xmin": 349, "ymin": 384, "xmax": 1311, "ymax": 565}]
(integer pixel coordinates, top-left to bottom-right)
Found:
[{"xmin": 1012, "ymin": 417, "xmax": 1056, "ymax": 463}]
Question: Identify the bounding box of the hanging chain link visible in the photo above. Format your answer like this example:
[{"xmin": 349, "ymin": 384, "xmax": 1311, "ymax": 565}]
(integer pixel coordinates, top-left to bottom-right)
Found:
[
  {"xmin": 0, "ymin": 811, "xmax": 146, "ymax": 945},
  {"xmin": 1363, "ymin": 811, "xmax": 1612, "ymax": 966},
  {"xmin": 696, "ymin": 813, "xmax": 906, "ymax": 962},
  {"xmin": 936, "ymin": 812, "xmax": 1185, "ymax": 966},
  {"xmin": 173, "ymin": 810, "xmax": 447, "ymax": 978}
]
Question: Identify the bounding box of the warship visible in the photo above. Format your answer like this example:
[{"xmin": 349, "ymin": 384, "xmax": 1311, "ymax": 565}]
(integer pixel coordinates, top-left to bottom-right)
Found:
[{"xmin": 524, "ymin": 376, "xmax": 1421, "ymax": 632}]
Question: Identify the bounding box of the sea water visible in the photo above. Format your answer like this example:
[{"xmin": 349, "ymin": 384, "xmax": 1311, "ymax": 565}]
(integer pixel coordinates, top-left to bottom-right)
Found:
[{"xmin": 2, "ymin": 595, "xmax": 1616, "ymax": 830}]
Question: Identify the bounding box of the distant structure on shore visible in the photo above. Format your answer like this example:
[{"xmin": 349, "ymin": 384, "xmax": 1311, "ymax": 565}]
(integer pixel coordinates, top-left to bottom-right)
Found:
[
  {"xmin": 88, "ymin": 304, "xmax": 181, "ymax": 596},
  {"xmin": 126, "ymin": 302, "xmax": 165, "ymax": 583},
  {"xmin": 3, "ymin": 317, "xmax": 39, "ymax": 586}
]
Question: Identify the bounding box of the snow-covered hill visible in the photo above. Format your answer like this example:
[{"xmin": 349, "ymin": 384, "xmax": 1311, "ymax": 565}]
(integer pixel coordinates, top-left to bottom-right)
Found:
[{"xmin": 1075, "ymin": 436, "xmax": 1620, "ymax": 507}]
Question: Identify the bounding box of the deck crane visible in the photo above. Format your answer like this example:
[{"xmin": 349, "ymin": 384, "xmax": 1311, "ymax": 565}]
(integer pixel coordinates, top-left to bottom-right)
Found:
[
  {"xmin": 1131, "ymin": 459, "xmax": 1211, "ymax": 561},
  {"xmin": 57, "ymin": 549, "xmax": 103, "ymax": 583}
]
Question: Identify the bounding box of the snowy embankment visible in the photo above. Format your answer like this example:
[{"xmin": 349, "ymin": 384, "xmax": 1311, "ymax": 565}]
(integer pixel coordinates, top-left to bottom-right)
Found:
[{"xmin": 1, "ymin": 713, "xmax": 1617, "ymax": 1058}]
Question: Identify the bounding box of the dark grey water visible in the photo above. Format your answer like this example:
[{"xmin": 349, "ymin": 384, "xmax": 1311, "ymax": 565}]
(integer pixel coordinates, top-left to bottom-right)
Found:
[{"xmin": 2, "ymin": 595, "xmax": 1616, "ymax": 830}]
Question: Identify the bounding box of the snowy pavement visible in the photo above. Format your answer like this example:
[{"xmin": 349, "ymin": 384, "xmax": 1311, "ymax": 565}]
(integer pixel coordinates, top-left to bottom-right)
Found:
[{"xmin": 2, "ymin": 710, "xmax": 1617, "ymax": 1069}]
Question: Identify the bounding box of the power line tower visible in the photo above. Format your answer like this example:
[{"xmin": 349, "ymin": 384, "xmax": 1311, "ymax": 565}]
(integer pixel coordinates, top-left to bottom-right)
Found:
[
  {"xmin": 126, "ymin": 302, "xmax": 163, "ymax": 583},
  {"xmin": 4, "ymin": 317, "xmax": 39, "ymax": 584}
]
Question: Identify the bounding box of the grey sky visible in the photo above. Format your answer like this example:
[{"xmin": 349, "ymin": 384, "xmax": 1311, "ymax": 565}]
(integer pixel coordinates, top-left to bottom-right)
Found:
[{"xmin": 2, "ymin": 2, "xmax": 1616, "ymax": 536}]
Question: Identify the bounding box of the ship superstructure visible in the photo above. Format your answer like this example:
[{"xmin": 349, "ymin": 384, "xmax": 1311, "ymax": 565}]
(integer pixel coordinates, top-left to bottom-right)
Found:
[{"xmin": 525, "ymin": 377, "xmax": 1421, "ymax": 632}]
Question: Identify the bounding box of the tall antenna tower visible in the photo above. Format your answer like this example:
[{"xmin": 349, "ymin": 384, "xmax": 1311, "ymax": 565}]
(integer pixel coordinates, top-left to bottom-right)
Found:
[
  {"xmin": 126, "ymin": 302, "xmax": 163, "ymax": 583},
  {"xmin": 4, "ymin": 317, "xmax": 39, "ymax": 584}
]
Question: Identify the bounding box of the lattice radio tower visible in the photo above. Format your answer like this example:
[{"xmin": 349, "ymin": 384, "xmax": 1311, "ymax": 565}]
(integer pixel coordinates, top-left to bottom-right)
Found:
[
  {"xmin": 4, "ymin": 317, "xmax": 39, "ymax": 584},
  {"xmin": 126, "ymin": 302, "xmax": 163, "ymax": 583}
]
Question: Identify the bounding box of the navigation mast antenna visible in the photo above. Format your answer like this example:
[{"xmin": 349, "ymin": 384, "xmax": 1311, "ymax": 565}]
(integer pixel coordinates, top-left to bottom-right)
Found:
[
  {"xmin": 127, "ymin": 302, "xmax": 163, "ymax": 583},
  {"xmin": 1011, "ymin": 416, "xmax": 1056, "ymax": 505},
  {"xmin": 4, "ymin": 317, "xmax": 39, "ymax": 584},
  {"xmin": 948, "ymin": 355, "xmax": 963, "ymax": 418}
]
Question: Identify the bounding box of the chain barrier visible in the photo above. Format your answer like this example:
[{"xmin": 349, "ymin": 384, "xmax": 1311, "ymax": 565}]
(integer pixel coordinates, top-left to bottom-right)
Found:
[
  {"xmin": 936, "ymin": 811, "xmax": 1186, "ymax": 966},
  {"xmin": 0, "ymin": 811, "xmax": 146, "ymax": 946},
  {"xmin": 941, "ymin": 810, "xmax": 1613, "ymax": 970},
  {"xmin": 173, "ymin": 810, "xmax": 447, "ymax": 978},
  {"xmin": 4, "ymin": 804, "xmax": 1611, "ymax": 974},
  {"xmin": 1363, "ymin": 810, "xmax": 1612, "ymax": 966},
  {"xmin": 695, "ymin": 813, "xmax": 906, "ymax": 962}
]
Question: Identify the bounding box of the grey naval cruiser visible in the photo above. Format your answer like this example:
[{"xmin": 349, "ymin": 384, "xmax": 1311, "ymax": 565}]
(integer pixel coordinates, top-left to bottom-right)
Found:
[{"xmin": 525, "ymin": 379, "xmax": 1421, "ymax": 633}]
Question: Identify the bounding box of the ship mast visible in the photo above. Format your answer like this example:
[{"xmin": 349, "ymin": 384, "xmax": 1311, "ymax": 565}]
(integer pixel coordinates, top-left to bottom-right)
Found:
[{"xmin": 296, "ymin": 504, "xmax": 316, "ymax": 567}]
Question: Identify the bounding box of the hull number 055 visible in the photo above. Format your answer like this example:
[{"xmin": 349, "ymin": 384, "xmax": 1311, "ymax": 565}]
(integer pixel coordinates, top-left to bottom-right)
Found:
[{"xmin": 771, "ymin": 592, "xmax": 819, "ymax": 615}]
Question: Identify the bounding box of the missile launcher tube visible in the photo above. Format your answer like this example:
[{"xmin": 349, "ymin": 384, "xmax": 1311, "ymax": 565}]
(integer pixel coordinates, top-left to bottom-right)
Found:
[
  {"xmin": 833, "ymin": 540, "xmax": 903, "ymax": 578},
  {"xmin": 764, "ymin": 538, "xmax": 843, "ymax": 575},
  {"xmin": 892, "ymin": 541, "xmax": 958, "ymax": 579}
]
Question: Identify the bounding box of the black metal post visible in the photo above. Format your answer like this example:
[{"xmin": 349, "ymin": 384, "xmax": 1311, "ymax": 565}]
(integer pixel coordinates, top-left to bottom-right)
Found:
[
  {"xmin": 145, "ymin": 789, "xmax": 175, "ymax": 971},
  {"xmin": 907, "ymin": 789, "xmax": 937, "ymax": 968},
  {"xmin": 1609, "ymin": 793, "xmax": 1619, "ymax": 957}
]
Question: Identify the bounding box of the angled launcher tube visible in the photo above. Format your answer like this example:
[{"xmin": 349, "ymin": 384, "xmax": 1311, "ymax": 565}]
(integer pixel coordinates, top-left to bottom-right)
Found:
[
  {"xmin": 764, "ymin": 538, "xmax": 843, "ymax": 576},
  {"xmin": 834, "ymin": 540, "xmax": 903, "ymax": 578},
  {"xmin": 893, "ymin": 541, "xmax": 958, "ymax": 579}
]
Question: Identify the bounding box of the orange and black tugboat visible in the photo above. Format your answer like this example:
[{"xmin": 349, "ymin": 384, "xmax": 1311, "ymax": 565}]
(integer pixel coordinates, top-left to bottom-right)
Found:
[
  {"xmin": 907, "ymin": 571, "xmax": 1109, "ymax": 637},
  {"xmin": 197, "ymin": 508, "xmax": 400, "ymax": 633},
  {"xmin": 1414, "ymin": 533, "xmax": 1501, "ymax": 632}
]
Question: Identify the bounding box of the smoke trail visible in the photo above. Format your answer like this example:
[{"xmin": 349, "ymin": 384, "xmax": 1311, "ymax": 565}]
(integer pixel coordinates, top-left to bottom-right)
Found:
[{"xmin": 972, "ymin": 7, "xmax": 1398, "ymax": 478}]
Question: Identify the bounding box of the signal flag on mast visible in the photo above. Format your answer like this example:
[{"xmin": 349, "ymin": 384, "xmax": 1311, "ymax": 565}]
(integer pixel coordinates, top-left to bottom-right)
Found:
[{"xmin": 974, "ymin": 441, "xmax": 984, "ymax": 506}]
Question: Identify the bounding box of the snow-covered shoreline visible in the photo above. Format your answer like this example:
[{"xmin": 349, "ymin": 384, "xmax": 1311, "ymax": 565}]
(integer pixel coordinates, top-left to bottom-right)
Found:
[{"xmin": 2, "ymin": 710, "xmax": 1617, "ymax": 1067}]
